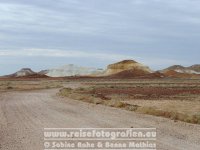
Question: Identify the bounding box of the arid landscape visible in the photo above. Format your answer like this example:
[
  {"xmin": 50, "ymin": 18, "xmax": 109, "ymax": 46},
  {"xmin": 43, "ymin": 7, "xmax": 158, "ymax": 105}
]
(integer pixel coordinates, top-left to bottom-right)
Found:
[
  {"xmin": 1, "ymin": 0, "xmax": 200, "ymax": 149},
  {"xmin": 0, "ymin": 60, "xmax": 200, "ymax": 149}
]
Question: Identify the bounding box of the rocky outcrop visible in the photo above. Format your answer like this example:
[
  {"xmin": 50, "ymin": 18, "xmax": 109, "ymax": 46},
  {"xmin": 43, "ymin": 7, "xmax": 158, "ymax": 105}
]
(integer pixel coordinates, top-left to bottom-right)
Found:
[
  {"xmin": 45, "ymin": 64, "xmax": 104, "ymax": 77},
  {"xmin": 104, "ymin": 60, "xmax": 153, "ymax": 76},
  {"xmin": 188, "ymin": 65, "xmax": 200, "ymax": 72},
  {"xmin": 6, "ymin": 68, "xmax": 48, "ymax": 78},
  {"xmin": 161, "ymin": 65, "xmax": 200, "ymax": 74},
  {"xmin": 10, "ymin": 68, "xmax": 36, "ymax": 77}
]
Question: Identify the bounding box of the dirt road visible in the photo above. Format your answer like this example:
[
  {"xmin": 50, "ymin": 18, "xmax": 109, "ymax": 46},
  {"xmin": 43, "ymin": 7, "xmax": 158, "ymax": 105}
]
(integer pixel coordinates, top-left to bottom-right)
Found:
[{"xmin": 0, "ymin": 89, "xmax": 200, "ymax": 150}]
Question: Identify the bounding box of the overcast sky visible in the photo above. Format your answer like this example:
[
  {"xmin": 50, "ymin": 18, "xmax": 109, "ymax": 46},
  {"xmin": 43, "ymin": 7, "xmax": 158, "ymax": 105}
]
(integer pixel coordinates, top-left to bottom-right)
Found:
[{"xmin": 0, "ymin": 0, "xmax": 200, "ymax": 75}]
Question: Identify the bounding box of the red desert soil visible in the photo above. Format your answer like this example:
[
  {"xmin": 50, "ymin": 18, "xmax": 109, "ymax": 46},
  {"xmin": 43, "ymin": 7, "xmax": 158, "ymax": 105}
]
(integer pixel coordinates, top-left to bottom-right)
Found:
[
  {"xmin": 88, "ymin": 87, "xmax": 200, "ymax": 98},
  {"xmin": 107, "ymin": 68, "xmax": 150, "ymax": 78},
  {"xmin": 15, "ymin": 74, "xmax": 49, "ymax": 78}
]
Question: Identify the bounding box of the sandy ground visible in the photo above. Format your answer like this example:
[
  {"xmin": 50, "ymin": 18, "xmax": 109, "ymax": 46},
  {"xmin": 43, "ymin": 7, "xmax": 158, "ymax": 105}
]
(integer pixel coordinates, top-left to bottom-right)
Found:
[
  {"xmin": 0, "ymin": 89, "xmax": 200, "ymax": 150},
  {"xmin": 124, "ymin": 99, "xmax": 200, "ymax": 115}
]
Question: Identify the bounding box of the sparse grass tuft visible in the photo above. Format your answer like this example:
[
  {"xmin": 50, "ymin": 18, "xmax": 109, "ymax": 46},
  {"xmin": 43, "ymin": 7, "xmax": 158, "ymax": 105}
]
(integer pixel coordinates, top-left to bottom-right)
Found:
[
  {"xmin": 7, "ymin": 86, "xmax": 13, "ymax": 90},
  {"xmin": 59, "ymin": 88, "xmax": 73, "ymax": 96},
  {"xmin": 137, "ymin": 107, "xmax": 200, "ymax": 124},
  {"xmin": 58, "ymin": 80, "xmax": 200, "ymax": 125}
]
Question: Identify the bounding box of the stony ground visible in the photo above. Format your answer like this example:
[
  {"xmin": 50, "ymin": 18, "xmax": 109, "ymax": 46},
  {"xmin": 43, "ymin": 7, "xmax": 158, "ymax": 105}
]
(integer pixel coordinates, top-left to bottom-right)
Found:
[{"xmin": 0, "ymin": 87, "xmax": 200, "ymax": 150}]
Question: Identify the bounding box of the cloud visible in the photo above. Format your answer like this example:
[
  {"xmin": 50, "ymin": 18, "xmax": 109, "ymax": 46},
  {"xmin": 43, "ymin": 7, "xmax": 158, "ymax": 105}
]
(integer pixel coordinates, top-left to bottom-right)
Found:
[
  {"xmin": 0, "ymin": 49, "xmax": 132, "ymax": 61},
  {"xmin": 0, "ymin": 0, "xmax": 199, "ymax": 75},
  {"xmin": 0, "ymin": 48, "xmax": 183, "ymax": 70},
  {"xmin": 1, "ymin": 0, "xmax": 200, "ymax": 43}
]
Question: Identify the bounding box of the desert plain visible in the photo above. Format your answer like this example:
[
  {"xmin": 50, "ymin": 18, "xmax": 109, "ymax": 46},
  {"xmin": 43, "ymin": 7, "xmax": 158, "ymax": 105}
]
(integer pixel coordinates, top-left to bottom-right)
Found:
[{"xmin": 0, "ymin": 77, "xmax": 200, "ymax": 150}]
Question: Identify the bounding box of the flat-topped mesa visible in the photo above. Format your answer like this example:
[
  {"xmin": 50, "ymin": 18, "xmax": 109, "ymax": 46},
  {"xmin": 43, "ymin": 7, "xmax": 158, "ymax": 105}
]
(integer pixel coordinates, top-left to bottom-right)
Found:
[
  {"xmin": 5, "ymin": 68, "xmax": 48, "ymax": 78},
  {"xmin": 15, "ymin": 68, "xmax": 36, "ymax": 77},
  {"xmin": 105, "ymin": 60, "xmax": 153, "ymax": 76},
  {"xmin": 45, "ymin": 64, "xmax": 104, "ymax": 77},
  {"xmin": 113, "ymin": 60, "xmax": 138, "ymax": 64}
]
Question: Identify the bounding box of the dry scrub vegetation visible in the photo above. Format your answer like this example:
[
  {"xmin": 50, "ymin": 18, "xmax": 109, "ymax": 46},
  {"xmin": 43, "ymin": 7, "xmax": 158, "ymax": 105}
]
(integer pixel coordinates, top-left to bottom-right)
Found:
[
  {"xmin": 59, "ymin": 79, "xmax": 200, "ymax": 124},
  {"xmin": 0, "ymin": 80, "xmax": 64, "ymax": 92},
  {"xmin": 1, "ymin": 79, "xmax": 200, "ymax": 124}
]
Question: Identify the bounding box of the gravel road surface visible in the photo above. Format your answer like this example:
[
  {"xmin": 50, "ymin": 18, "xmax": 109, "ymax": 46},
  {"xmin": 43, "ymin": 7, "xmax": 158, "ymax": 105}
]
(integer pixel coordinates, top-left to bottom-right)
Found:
[{"xmin": 0, "ymin": 89, "xmax": 200, "ymax": 150}]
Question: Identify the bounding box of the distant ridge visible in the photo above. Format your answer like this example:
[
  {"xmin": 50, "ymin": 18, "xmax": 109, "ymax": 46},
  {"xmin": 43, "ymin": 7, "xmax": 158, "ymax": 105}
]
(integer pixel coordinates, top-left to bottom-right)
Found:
[
  {"xmin": 104, "ymin": 60, "xmax": 200, "ymax": 79},
  {"xmin": 5, "ymin": 68, "xmax": 48, "ymax": 78},
  {"xmin": 161, "ymin": 65, "xmax": 200, "ymax": 74},
  {"xmin": 43, "ymin": 64, "xmax": 104, "ymax": 77},
  {"xmin": 2, "ymin": 60, "xmax": 200, "ymax": 79}
]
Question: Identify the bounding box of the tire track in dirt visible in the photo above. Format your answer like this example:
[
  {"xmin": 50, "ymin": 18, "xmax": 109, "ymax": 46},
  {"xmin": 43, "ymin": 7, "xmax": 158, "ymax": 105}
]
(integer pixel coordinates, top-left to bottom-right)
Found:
[{"xmin": 0, "ymin": 89, "xmax": 200, "ymax": 150}]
